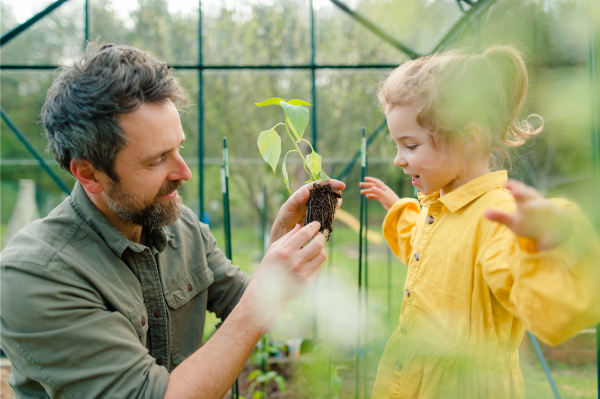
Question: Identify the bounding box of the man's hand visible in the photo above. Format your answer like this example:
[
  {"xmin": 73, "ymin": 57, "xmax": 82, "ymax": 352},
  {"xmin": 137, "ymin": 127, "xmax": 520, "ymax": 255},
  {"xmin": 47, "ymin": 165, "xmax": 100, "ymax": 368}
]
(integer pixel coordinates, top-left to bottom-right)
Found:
[
  {"xmin": 359, "ymin": 176, "xmax": 400, "ymax": 211},
  {"xmin": 484, "ymin": 179, "xmax": 574, "ymax": 252},
  {"xmin": 251, "ymin": 221, "xmax": 326, "ymax": 325},
  {"xmin": 270, "ymin": 179, "xmax": 345, "ymax": 244}
]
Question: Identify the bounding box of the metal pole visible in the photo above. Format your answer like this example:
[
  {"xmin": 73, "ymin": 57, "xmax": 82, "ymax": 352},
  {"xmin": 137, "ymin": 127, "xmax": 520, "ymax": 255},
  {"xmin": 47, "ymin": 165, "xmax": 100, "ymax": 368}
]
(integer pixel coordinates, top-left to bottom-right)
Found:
[
  {"xmin": 355, "ymin": 127, "xmax": 366, "ymax": 399},
  {"xmin": 1, "ymin": 0, "xmax": 70, "ymax": 47},
  {"xmin": 222, "ymin": 137, "xmax": 238, "ymax": 399},
  {"xmin": 587, "ymin": 1, "xmax": 600, "ymax": 396},
  {"xmin": 336, "ymin": 119, "xmax": 387, "ymax": 181},
  {"xmin": 363, "ymin": 149, "xmax": 368, "ymax": 398},
  {"xmin": 328, "ymin": 0, "xmax": 418, "ymax": 59},
  {"xmin": 84, "ymin": 0, "xmax": 89, "ymax": 49},
  {"xmin": 198, "ymin": 0, "xmax": 205, "ymax": 222},
  {"xmin": 0, "ymin": 107, "xmax": 71, "ymax": 195},
  {"xmin": 527, "ymin": 331, "xmax": 561, "ymax": 399},
  {"xmin": 311, "ymin": 0, "xmax": 318, "ymax": 152},
  {"xmin": 326, "ymin": 164, "xmax": 335, "ymax": 399}
]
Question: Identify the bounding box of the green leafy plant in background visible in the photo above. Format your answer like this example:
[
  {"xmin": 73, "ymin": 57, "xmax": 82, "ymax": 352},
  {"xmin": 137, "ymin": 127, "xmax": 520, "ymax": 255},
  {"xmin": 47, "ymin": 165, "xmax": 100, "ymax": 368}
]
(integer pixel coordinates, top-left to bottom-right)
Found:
[
  {"xmin": 247, "ymin": 335, "xmax": 286, "ymax": 398},
  {"xmin": 329, "ymin": 364, "xmax": 347, "ymax": 399},
  {"xmin": 255, "ymin": 98, "xmax": 329, "ymax": 192}
]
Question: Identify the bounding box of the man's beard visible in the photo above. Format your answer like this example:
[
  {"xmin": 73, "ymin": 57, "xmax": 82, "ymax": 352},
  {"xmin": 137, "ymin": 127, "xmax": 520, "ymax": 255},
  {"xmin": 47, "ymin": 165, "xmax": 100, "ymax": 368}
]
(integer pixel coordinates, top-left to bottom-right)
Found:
[{"xmin": 106, "ymin": 179, "xmax": 184, "ymax": 231}]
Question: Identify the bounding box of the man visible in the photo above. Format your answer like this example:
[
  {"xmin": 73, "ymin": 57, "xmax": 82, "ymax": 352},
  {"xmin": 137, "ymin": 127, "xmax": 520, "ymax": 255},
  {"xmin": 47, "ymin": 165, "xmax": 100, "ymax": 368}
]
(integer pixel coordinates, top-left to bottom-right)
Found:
[{"xmin": 1, "ymin": 43, "xmax": 344, "ymax": 398}]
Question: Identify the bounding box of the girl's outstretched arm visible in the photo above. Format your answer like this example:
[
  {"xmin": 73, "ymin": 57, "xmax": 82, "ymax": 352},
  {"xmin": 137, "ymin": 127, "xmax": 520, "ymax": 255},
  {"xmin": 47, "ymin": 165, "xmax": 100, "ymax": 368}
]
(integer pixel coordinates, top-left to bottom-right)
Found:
[
  {"xmin": 484, "ymin": 179, "xmax": 573, "ymax": 251},
  {"xmin": 360, "ymin": 177, "xmax": 401, "ymax": 211}
]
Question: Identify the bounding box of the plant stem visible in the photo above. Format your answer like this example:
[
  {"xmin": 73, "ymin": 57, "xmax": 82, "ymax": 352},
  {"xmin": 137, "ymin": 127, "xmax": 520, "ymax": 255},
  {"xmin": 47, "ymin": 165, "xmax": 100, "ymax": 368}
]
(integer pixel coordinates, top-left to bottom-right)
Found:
[{"xmin": 285, "ymin": 120, "xmax": 318, "ymax": 181}]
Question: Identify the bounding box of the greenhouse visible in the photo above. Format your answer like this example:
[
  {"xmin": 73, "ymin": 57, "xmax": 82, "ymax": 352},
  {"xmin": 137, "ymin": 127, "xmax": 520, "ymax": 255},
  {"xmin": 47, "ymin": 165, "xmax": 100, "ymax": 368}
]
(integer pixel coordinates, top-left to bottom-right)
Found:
[{"xmin": 0, "ymin": 0, "xmax": 599, "ymax": 398}]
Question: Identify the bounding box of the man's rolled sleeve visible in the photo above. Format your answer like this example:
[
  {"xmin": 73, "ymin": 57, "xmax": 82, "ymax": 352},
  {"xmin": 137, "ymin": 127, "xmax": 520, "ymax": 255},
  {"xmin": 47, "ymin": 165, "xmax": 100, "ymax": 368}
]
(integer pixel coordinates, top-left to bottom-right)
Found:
[{"xmin": 1, "ymin": 263, "xmax": 169, "ymax": 399}]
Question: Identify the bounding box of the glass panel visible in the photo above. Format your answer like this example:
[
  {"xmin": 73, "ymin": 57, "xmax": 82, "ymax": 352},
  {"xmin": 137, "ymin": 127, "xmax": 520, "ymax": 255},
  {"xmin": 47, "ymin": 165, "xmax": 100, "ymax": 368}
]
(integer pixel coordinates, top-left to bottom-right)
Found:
[
  {"xmin": 1, "ymin": 0, "xmax": 85, "ymax": 65},
  {"xmin": 90, "ymin": 0, "xmax": 199, "ymax": 65},
  {"xmin": 321, "ymin": 0, "xmax": 463, "ymax": 57},
  {"xmin": 202, "ymin": 0, "xmax": 311, "ymax": 66},
  {"xmin": 1, "ymin": 0, "xmax": 60, "ymax": 34},
  {"xmin": 315, "ymin": 0, "xmax": 408, "ymax": 65}
]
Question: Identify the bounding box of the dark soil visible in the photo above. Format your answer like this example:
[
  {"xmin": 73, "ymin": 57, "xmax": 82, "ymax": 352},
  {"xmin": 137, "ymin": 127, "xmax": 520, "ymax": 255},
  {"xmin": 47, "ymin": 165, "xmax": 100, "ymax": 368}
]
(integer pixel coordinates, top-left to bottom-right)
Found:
[{"xmin": 304, "ymin": 183, "xmax": 342, "ymax": 241}]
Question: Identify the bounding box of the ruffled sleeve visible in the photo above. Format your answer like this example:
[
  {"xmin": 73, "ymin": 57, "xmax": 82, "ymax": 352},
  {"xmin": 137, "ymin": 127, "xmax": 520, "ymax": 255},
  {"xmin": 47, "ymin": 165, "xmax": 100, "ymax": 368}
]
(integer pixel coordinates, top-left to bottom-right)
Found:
[
  {"xmin": 382, "ymin": 198, "xmax": 420, "ymax": 264},
  {"xmin": 481, "ymin": 198, "xmax": 600, "ymax": 345}
]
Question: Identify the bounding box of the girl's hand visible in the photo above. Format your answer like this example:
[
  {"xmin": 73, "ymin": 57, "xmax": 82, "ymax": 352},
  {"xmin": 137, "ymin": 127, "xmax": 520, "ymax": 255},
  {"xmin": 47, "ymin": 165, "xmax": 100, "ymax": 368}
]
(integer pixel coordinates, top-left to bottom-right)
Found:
[
  {"xmin": 359, "ymin": 177, "xmax": 401, "ymax": 211},
  {"xmin": 484, "ymin": 179, "xmax": 574, "ymax": 252}
]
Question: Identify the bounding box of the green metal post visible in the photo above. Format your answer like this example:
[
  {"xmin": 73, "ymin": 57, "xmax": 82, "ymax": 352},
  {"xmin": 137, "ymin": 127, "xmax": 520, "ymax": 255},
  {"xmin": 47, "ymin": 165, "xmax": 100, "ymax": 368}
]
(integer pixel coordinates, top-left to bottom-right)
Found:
[
  {"xmin": 311, "ymin": 0, "xmax": 318, "ymax": 151},
  {"xmin": 1, "ymin": 0, "xmax": 69, "ymax": 47},
  {"xmin": 587, "ymin": 1, "xmax": 600, "ymax": 396},
  {"xmin": 84, "ymin": 0, "xmax": 89, "ymax": 49},
  {"xmin": 336, "ymin": 119, "xmax": 387, "ymax": 181},
  {"xmin": 363, "ymin": 148, "xmax": 369, "ymax": 398},
  {"xmin": 328, "ymin": 0, "xmax": 417, "ymax": 59},
  {"xmin": 527, "ymin": 332, "xmax": 561, "ymax": 399},
  {"xmin": 356, "ymin": 127, "xmax": 366, "ymax": 399},
  {"xmin": 1, "ymin": 107, "xmax": 71, "ymax": 195},
  {"xmin": 222, "ymin": 137, "xmax": 238, "ymax": 399},
  {"xmin": 198, "ymin": 0, "xmax": 205, "ymax": 222}
]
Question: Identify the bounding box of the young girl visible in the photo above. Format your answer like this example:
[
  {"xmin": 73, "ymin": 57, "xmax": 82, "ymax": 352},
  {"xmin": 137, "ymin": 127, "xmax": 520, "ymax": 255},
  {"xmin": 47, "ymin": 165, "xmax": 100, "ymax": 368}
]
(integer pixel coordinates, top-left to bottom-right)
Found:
[{"xmin": 360, "ymin": 46, "xmax": 600, "ymax": 399}]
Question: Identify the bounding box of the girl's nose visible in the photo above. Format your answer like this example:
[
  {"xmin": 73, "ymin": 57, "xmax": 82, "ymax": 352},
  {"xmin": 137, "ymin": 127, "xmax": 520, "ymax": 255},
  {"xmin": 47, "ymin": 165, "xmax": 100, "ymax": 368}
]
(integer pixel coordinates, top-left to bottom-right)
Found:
[{"xmin": 394, "ymin": 153, "xmax": 407, "ymax": 168}]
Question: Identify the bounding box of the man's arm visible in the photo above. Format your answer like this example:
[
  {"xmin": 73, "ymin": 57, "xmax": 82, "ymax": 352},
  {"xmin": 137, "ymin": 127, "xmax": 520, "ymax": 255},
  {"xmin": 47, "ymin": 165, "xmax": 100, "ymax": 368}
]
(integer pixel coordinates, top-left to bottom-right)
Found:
[
  {"xmin": 269, "ymin": 179, "xmax": 345, "ymax": 245},
  {"xmin": 164, "ymin": 222, "xmax": 326, "ymax": 399}
]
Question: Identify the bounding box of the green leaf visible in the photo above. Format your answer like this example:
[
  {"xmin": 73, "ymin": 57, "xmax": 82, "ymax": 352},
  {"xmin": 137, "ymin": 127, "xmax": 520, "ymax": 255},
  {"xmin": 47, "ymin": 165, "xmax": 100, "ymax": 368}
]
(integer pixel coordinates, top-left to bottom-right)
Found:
[
  {"xmin": 248, "ymin": 369, "xmax": 263, "ymax": 382},
  {"xmin": 288, "ymin": 99, "xmax": 312, "ymax": 106},
  {"xmin": 319, "ymin": 169, "xmax": 330, "ymax": 181},
  {"xmin": 282, "ymin": 162, "xmax": 291, "ymax": 193},
  {"xmin": 331, "ymin": 375, "xmax": 342, "ymax": 394},
  {"xmin": 262, "ymin": 371, "xmax": 277, "ymax": 381},
  {"xmin": 274, "ymin": 375, "xmax": 287, "ymax": 392},
  {"xmin": 281, "ymin": 101, "xmax": 309, "ymax": 139},
  {"xmin": 248, "ymin": 381, "xmax": 258, "ymax": 396},
  {"xmin": 257, "ymin": 124, "xmax": 283, "ymax": 172},
  {"xmin": 253, "ymin": 392, "xmax": 263, "ymax": 399},
  {"xmin": 268, "ymin": 347, "xmax": 280, "ymax": 354},
  {"xmin": 255, "ymin": 97, "xmax": 286, "ymax": 107},
  {"xmin": 306, "ymin": 151, "xmax": 322, "ymax": 176}
]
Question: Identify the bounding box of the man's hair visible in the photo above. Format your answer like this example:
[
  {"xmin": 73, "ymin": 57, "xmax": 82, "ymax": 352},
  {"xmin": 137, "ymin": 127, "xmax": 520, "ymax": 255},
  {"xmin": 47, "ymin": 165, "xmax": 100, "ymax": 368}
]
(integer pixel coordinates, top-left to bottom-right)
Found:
[{"xmin": 42, "ymin": 42, "xmax": 188, "ymax": 181}]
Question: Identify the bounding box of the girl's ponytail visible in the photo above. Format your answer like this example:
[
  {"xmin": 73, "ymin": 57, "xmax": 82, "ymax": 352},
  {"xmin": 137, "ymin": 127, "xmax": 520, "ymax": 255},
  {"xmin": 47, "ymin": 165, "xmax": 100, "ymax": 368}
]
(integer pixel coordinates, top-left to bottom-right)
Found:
[{"xmin": 484, "ymin": 46, "xmax": 543, "ymax": 147}]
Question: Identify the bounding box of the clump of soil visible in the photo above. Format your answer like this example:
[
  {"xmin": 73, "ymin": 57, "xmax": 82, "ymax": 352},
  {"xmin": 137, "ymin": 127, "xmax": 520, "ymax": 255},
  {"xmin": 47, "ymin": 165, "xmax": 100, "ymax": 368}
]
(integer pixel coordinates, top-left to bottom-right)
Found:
[{"xmin": 304, "ymin": 183, "xmax": 342, "ymax": 241}]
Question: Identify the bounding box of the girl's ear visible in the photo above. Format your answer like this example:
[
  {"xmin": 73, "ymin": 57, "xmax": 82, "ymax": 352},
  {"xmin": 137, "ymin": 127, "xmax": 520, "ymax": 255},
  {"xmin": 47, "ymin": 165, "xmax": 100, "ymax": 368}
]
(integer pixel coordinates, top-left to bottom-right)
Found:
[
  {"xmin": 70, "ymin": 159, "xmax": 105, "ymax": 194},
  {"xmin": 464, "ymin": 123, "xmax": 482, "ymax": 153}
]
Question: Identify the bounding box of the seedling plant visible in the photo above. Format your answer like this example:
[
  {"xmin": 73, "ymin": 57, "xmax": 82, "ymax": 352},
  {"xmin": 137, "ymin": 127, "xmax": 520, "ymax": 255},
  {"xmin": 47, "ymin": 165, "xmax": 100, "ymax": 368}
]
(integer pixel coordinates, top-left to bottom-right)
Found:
[{"xmin": 255, "ymin": 97, "xmax": 341, "ymax": 239}]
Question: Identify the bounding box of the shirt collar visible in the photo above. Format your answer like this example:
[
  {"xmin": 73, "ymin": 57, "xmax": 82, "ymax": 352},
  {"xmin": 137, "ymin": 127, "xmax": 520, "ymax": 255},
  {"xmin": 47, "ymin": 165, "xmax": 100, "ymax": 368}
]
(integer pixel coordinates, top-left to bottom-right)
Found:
[
  {"xmin": 69, "ymin": 181, "xmax": 173, "ymax": 257},
  {"xmin": 417, "ymin": 170, "xmax": 508, "ymax": 212}
]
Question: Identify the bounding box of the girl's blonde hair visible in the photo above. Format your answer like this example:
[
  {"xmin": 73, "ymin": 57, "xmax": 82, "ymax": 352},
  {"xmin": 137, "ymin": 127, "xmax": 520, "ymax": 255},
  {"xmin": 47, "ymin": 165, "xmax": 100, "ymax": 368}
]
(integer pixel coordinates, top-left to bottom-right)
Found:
[{"xmin": 378, "ymin": 45, "xmax": 542, "ymax": 168}]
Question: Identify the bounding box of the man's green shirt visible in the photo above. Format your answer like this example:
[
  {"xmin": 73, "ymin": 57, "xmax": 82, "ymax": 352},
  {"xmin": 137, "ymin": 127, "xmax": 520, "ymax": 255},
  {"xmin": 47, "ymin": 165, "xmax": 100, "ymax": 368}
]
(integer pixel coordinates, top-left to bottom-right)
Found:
[{"xmin": 1, "ymin": 182, "xmax": 249, "ymax": 398}]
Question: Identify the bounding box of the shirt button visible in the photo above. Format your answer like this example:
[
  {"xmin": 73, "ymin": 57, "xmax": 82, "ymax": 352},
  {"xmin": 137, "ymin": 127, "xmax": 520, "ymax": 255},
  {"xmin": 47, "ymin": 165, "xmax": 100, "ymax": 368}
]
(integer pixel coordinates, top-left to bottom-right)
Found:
[
  {"xmin": 414, "ymin": 252, "xmax": 421, "ymax": 261},
  {"xmin": 154, "ymin": 311, "xmax": 161, "ymax": 318},
  {"xmin": 187, "ymin": 284, "xmax": 193, "ymax": 292},
  {"xmin": 401, "ymin": 325, "xmax": 407, "ymax": 335},
  {"xmin": 141, "ymin": 317, "xmax": 146, "ymax": 326},
  {"xmin": 405, "ymin": 289, "xmax": 410, "ymax": 298},
  {"xmin": 395, "ymin": 361, "xmax": 403, "ymax": 370},
  {"xmin": 157, "ymin": 358, "xmax": 163, "ymax": 365},
  {"xmin": 426, "ymin": 215, "xmax": 434, "ymax": 224}
]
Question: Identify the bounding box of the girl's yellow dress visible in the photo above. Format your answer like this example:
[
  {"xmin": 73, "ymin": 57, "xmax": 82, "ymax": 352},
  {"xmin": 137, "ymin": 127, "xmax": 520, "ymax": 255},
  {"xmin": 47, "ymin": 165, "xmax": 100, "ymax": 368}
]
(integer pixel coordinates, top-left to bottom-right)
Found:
[{"xmin": 372, "ymin": 171, "xmax": 600, "ymax": 399}]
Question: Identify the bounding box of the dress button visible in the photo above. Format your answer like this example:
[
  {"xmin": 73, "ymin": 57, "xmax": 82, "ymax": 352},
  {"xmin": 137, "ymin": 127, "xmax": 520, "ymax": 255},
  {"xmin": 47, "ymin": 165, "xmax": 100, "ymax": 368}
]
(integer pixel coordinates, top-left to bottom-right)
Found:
[
  {"xmin": 414, "ymin": 252, "xmax": 421, "ymax": 261},
  {"xmin": 395, "ymin": 361, "xmax": 403, "ymax": 370},
  {"xmin": 157, "ymin": 358, "xmax": 163, "ymax": 365},
  {"xmin": 154, "ymin": 311, "xmax": 161, "ymax": 318},
  {"xmin": 141, "ymin": 317, "xmax": 146, "ymax": 326},
  {"xmin": 401, "ymin": 325, "xmax": 407, "ymax": 335},
  {"xmin": 405, "ymin": 289, "xmax": 410, "ymax": 298},
  {"xmin": 187, "ymin": 284, "xmax": 193, "ymax": 292},
  {"xmin": 426, "ymin": 215, "xmax": 434, "ymax": 224}
]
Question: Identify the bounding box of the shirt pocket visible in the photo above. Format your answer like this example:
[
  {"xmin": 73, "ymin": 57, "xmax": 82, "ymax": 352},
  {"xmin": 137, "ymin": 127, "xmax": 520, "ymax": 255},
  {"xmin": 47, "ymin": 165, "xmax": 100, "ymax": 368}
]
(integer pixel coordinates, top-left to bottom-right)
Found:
[
  {"xmin": 126, "ymin": 302, "xmax": 149, "ymax": 338},
  {"xmin": 164, "ymin": 266, "xmax": 214, "ymax": 310}
]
